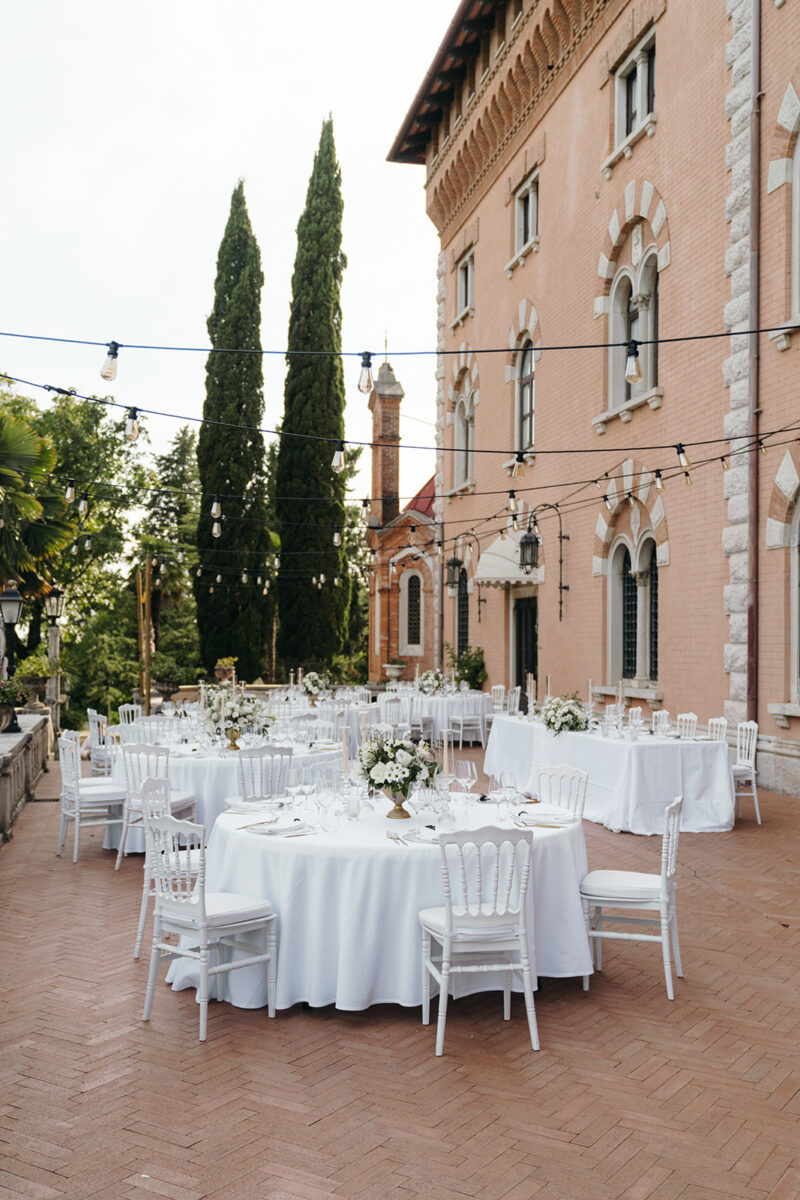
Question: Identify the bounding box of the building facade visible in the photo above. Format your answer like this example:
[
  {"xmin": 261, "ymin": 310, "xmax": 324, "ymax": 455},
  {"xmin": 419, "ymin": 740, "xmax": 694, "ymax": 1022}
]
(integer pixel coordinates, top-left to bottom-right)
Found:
[{"xmin": 387, "ymin": 0, "xmax": 800, "ymax": 793}]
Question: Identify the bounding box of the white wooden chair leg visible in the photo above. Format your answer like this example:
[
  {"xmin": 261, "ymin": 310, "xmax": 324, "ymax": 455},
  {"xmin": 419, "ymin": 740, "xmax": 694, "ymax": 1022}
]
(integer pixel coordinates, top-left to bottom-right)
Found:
[
  {"xmin": 435, "ymin": 954, "xmax": 450, "ymax": 1056},
  {"xmin": 72, "ymin": 813, "xmax": 81, "ymax": 863},
  {"xmin": 503, "ymin": 970, "xmax": 511, "ymax": 1020},
  {"xmin": 519, "ymin": 950, "xmax": 540, "ymax": 1051},
  {"xmin": 594, "ymin": 906, "xmax": 603, "ymax": 971},
  {"xmin": 198, "ymin": 946, "xmax": 209, "ymax": 1042},
  {"xmin": 215, "ymin": 944, "xmax": 225, "ymax": 1003},
  {"xmin": 670, "ymin": 910, "xmax": 683, "ymax": 978},
  {"xmin": 115, "ymin": 812, "xmax": 129, "ymax": 870},
  {"xmin": 660, "ymin": 913, "xmax": 674, "ymax": 1000},
  {"xmin": 267, "ymin": 926, "xmax": 277, "ymax": 1017},
  {"xmin": 421, "ymin": 931, "xmax": 431, "ymax": 1025},
  {"xmin": 56, "ymin": 813, "xmax": 67, "ymax": 857},
  {"xmin": 142, "ymin": 916, "xmax": 162, "ymax": 1021},
  {"xmin": 752, "ymin": 777, "xmax": 761, "ymax": 825},
  {"xmin": 134, "ymin": 864, "xmax": 152, "ymax": 959}
]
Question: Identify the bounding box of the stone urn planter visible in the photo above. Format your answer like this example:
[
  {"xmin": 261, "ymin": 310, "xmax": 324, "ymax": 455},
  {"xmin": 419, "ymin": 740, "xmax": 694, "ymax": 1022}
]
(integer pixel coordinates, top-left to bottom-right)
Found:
[
  {"xmin": 0, "ymin": 704, "xmax": 14, "ymax": 734},
  {"xmin": 18, "ymin": 675, "xmax": 49, "ymax": 710},
  {"xmin": 383, "ymin": 663, "xmax": 406, "ymax": 682},
  {"xmin": 214, "ymin": 666, "xmax": 235, "ymax": 682}
]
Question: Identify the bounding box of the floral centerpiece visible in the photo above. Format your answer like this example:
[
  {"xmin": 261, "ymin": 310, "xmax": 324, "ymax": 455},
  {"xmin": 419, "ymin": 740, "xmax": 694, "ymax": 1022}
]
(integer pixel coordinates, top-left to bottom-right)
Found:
[
  {"xmin": 357, "ymin": 733, "xmax": 439, "ymax": 819},
  {"xmin": 540, "ymin": 693, "xmax": 589, "ymax": 734},
  {"xmin": 204, "ymin": 681, "xmax": 273, "ymax": 744},
  {"xmin": 301, "ymin": 671, "xmax": 329, "ymax": 700},
  {"xmin": 418, "ymin": 669, "xmax": 446, "ymax": 696}
]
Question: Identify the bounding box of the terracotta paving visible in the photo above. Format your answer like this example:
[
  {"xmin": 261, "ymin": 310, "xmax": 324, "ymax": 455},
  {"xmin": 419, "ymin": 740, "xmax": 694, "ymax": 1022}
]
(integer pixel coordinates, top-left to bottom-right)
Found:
[{"xmin": 1, "ymin": 757, "xmax": 799, "ymax": 1199}]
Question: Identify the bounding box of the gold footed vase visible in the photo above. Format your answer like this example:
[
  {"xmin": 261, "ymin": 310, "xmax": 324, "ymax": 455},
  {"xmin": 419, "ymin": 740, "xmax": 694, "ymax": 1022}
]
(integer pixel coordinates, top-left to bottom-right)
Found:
[
  {"xmin": 384, "ymin": 790, "xmax": 411, "ymax": 819},
  {"xmin": 226, "ymin": 727, "xmax": 241, "ymax": 751}
]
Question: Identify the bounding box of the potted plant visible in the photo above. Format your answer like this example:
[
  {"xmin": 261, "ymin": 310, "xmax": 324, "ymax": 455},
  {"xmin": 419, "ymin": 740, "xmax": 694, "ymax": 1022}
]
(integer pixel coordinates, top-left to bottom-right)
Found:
[
  {"xmin": 214, "ymin": 656, "xmax": 237, "ymax": 682},
  {"xmin": 0, "ymin": 679, "xmax": 29, "ymax": 733},
  {"xmin": 16, "ymin": 646, "xmax": 56, "ymax": 705}
]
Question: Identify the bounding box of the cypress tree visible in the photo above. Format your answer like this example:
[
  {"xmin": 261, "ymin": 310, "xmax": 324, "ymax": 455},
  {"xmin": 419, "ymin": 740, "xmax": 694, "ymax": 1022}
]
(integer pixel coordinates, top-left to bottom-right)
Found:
[
  {"xmin": 275, "ymin": 118, "xmax": 350, "ymax": 667},
  {"xmin": 194, "ymin": 182, "xmax": 273, "ymax": 680}
]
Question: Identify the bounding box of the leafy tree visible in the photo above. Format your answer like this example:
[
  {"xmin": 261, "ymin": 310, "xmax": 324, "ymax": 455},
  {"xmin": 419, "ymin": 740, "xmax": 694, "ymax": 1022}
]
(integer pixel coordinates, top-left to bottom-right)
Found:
[
  {"xmin": 194, "ymin": 181, "xmax": 274, "ymax": 680},
  {"xmin": 275, "ymin": 118, "xmax": 350, "ymax": 666}
]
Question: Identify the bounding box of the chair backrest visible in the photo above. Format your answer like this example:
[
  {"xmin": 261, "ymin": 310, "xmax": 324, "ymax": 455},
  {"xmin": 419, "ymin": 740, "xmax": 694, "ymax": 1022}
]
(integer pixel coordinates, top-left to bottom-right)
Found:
[
  {"xmin": 119, "ymin": 722, "xmax": 142, "ymax": 745},
  {"xmin": 676, "ymin": 713, "xmax": 698, "ymax": 738},
  {"xmin": 506, "ymin": 686, "xmax": 521, "ymax": 715},
  {"xmin": 311, "ymin": 764, "xmax": 339, "ymax": 793},
  {"xmin": 736, "ymin": 720, "xmax": 758, "ymax": 767},
  {"xmin": 60, "ymin": 728, "xmax": 82, "ymax": 750},
  {"xmin": 627, "ymin": 706, "xmax": 643, "ymax": 725},
  {"xmin": 58, "ymin": 736, "xmax": 81, "ymax": 801},
  {"xmin": 536, "ymin": 765, "xmax": 589, "ymax": 818},
  {"xmin": 462, "ymin": 693, "xmax": 485, "ymax": 716},
  {"xmin": 652, "ymin": 709, "xmax": 670, "ymax": 734},
  {"xmin": 660, "ymin": 797, "xmax": 683, "ymax": 898},
  {"xmin": 119, "ymin": 703, "xmax": 143, "ymax": 725},
  {"xmin": 147, "ymin": 815, "xmax": 206, "ymax": 927},
  {"xmin": 491, "ymin": 684, "xmax": 505, "ymax": 711},
  {"xmin": 139, "ymin": 776, "xmax": 172, "ymax": 823},
  {"xmin": 438, "ymin": 826, "xmax": 533, "ymax": 938},
  {"xmin": 237, "ymin": 746, "xmax": 292, "ymax": 799},
  {"xmin": 132, "ymin": 716, "xmax": 167, "ymax": 746},
  {"xmin": 87, "ymin": 709, "xmax": 107, "ymax": 749},
  {"xmin": 707, "ymin": 716, "xmax": 728, "ymax": 742},
  {"xmin": 122, "ymin": 744, "xmax": 169, "ymax": 797}
]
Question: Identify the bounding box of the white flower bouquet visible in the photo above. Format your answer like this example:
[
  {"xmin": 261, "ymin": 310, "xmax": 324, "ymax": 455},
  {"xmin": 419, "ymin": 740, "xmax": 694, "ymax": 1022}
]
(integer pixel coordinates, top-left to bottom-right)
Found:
[
  {"xmin": 540, "ymin": 693, "xmax": 589, "ymax": 734},
  {"xmin": 357, "ymin": 734, "xmax": 439, "ymax": 799},
  {"xmin": 418, "ymin": 669, "xmax": 446, "ymax": 696},
  {"xmin": 302, "ymin": 671, "xmax": 329, "ymax": 697},
  {"xmin": 205, "ymin": 682, "xmax": 274, "ymax": 735}
]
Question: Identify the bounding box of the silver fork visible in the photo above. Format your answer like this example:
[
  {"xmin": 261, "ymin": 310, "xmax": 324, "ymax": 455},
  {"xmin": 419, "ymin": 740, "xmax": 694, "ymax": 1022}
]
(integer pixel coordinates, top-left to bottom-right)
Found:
[{"xmin": 386, "ymin": 831, "xmax": 408, "ymax": 847}]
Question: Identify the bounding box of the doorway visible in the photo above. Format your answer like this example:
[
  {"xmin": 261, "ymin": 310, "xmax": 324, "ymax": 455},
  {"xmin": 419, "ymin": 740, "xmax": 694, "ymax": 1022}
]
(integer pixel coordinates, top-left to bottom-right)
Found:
[{"xmin": 514, "ymin": 596, "xmax": 538, "ymax": 712}]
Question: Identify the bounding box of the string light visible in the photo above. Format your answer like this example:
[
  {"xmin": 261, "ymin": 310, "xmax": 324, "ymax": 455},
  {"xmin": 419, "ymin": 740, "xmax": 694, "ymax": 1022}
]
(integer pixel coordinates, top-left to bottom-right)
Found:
[
  {"xmin": 70, "ymin": 542, "xmax": 78, "ymax": 556},
  {"xmin": 216, "ymin": 573, "xmax": 222, "ymax": 583},
  {"xmin": 655, "ymin": 470, "xmax": 663, "ymax": 490},
  {"xmin": 209, "ymin": 585, "xmax": 214, "ymax": 593},
  {"xmin": 720, "ymin": 457, "xmax": 729, "ymax": 472},
  {"xmin": 357, "ymin": 351, "xmax": 374, "ymax": 394},
  {"xmin": 312, "ymin": 575, "xmax": 317, "ymax": 585},
  {"xmin": 100, "ymin": 340, "xmax": 119, "ymax": 381},
  {"xmin": 125, "ymin": 408, "xmax": 139, "ymax": 442},
  {"xmin": 274, "ymin": 555, "xmax": 280, "ymax": 570},
  {"xmin": 508, "ymin": 490, "xmax": 518, "ymax": 513},
  {"xmin": 333, "ymin": 575, "xmax": 340, "ymax": 586},
  {"xmin": 78, "ymin": 491, "xmax": 89, "ymax": 516},
  {"xmin": 676, "ymin": 444, "xmax": 691, "ymax": 470},
  {"xmin": 159, "ymin": 562, "xmax": 166, "ymax": 575},
  {"xmin": 262, "ymin": 585, "xmax": 269, "ymax": 595},
  {"xmin": 511, "ymin": 451, "xmax": 525, "ymax": 479},
  {"xmin": 684, "ymin": 471, "xmax": 692, "ymax": 486},
  {"xmin": 333, "ymin": 528, "xmax": 342, "ymax": 547},
  {"xmin": 758, "ymin": 440, "xmax": 766, "ymax": 455},
  {"xmin": 196, "ymin": 567, "xmax": 202, "ymax": 577},
  {"xmin": 83, "ymin": 535, "xmax": 91, "ymax": 551},
  {"xmin": 65, "ymin": 479, "xmax": 75, "ymax": 503},
  {"xmin": 256, "ymin": 575, "xmax": 262, "ymax": 585},
  {"xmin": 603, "ymin": 494, "xmax": 613, "ymax": 511},
  {"xmin": 511, "ymin": 514, "xmax": 519, "ymax": 532},
  {"xmin": 212, "ymin": 520, "xmax": 222, "ymax": 538},
  {"xmin": 331, "ymin": 440, "xmax": 345, "ymax": 472},
  {"xmin": 360, "ymin": 497, "xmax": 369, "ymax": 522},
  {"xmin": 177, "ymin": 550, "xmax": 184, "ymax": 563},
  {"xmin": 624, "ymin": 340, "xmax": 642, "ymax": 384},
  {"xmin": 319, "ymin": 573, "xmax": 326, "ymax": 584},
  {"xmin": 210, "ymin": 495, "xmax": 221, "ymax": 518},
  {"xmin": 409, "ymin": 524, "xmax": 417, "ymax": 545},
  {"xmin": 241, "ymin": 570, "xmax": 248, "ymax": 584},
  {"xmin": 627, "ymin": 492, "xmax": 635, "ymax": 506}
]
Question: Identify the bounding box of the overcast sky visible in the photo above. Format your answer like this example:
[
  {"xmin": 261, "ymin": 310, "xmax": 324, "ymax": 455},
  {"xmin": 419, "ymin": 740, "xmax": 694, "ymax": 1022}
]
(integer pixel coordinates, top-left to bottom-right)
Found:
[{"xmin": 0, "ymin": 0, "xmax": 456, "ymax": 507}]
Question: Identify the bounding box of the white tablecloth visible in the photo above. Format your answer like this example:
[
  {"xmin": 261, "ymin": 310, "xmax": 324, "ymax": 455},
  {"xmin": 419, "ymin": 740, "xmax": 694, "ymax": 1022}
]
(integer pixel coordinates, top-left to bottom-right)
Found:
[
  {"xmin": 104, "ymin": 744, "xmax": 341, "ymax": 851},
  {"xmin": 166, "ymin": 800, "xmax": 592, "ymax": 1011},
  {"xmin": 484, "ymin": 714, "xmax": 735, "ymax": 834},
  {"xmin": 377, "ymin": 692, "xmax": 493, "ymax": 740}
]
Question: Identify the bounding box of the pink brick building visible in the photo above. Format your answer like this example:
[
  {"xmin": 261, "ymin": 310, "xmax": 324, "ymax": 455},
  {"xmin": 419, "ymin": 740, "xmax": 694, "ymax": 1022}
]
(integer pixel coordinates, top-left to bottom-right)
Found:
[{"xmin": 373, "ymin": 0, "xmax": 800, "ymax": 793}]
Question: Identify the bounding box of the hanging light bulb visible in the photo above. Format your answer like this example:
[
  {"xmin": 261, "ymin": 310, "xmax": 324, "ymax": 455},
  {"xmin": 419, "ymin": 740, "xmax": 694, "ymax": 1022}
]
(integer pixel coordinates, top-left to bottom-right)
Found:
[
  {"xmin": 720, "ymin": 457, "xmax": 729, "ymax": 472},
  {"xmin": 159, "ymin": 562, "xmax": 166, "ymax": 575},
  {"xmin": 360, "ymin": 497, "xmax": 369, "ymax": 522},
  {"xmin": 357, "ymin": 350, "xmax": 374, "ymax": 394},
  {"xmin": 78, "ymin": 491, "xmax": 89, "ymax": 517},
  {"xmin": 256, "ymin": 575, "xmax": 262, "ymax": 585},
  {"xmin": 210, "ymin": 495, "xmax": 221, "ymax": 518},
  {"xmin": 262, "ymin": 585, "xmax": 268, "ymax": 596},
  {"xmin": 603, "ymin": 494, "xmax": 614, "ymax": 511},
  {"xmin": 675, "ymin": 444, "xmax": 691, "ymax": 470},
  {"xmin": 320, "ymin": 573, "xmax": 326, "ymax": 584},
  {"xmin": 177, "ymin": 549, "xmax": 184, "ymax": 563},
  {"xmin": 196, "ymin": 567, "xmax": 202, "ymax": 578},
  {"xmin": 333, "ymin": 528, "xmax": 342, "ymax": 547},
  {"xmin": 594, "ymin": 478, "xmax": 603, "ymax": 491},
  {"xmin": 241, "ymin": 570, "xmax": 248, "ymax": 584},
  {"xmin": 624, "ymin": 339, "xmax": 643, "ymax": 384},
  {"xmin": 65, "ymin": 479, "xmax": 76, "ymax": 503},
  {"xmin": 317, "ymin": 580, "xmax": 323, "ymax": 590},
  {"xmin": 264, "ymin": 578, "xmax": 270, "ymax": 590},
  {"xmin": 508, "ymin": 491, "xmax": 518, "ymax": 513},
  {"xmin": 333, "ymin": 575, "xmax": 340, "ymax": 587},
  {"xmin": 627, "ymin": 492, "xmax": 635, "ymax": 506},
  {"xmin": 125, "ymin": 408, "xmax": 139, "ymax": 442},
  {"xmin": 684, "ymin": 471, "xmax": 692, "ymax": 486},
  {"xmin": 654, "ymin": 469, "xmax": 664, "ymax": 490},
  {"xmin": 71, "ymin": 542, "xmax": 78, "ymax": 556},
  {"xmin": 532, "ymin": 515, "xmax": 541, "ymax": 537},
  {"xmin": 209, "ymin": 585, "xmax": 214, "ymax": 594},
  {"xmin": 436, "ymin": 542, "xmax": 443, "ymax": 561},
  {"xmin": 100, "ymin": 340, "xmax": 119, "ymax": 381},
  {"xmin": 511, "ymin": 514, "xmax": 519, "ymax": 532},
  {"xmin": 331, "ymin": 440, "xmax": 345, "ymax": 473},
  {"xmin": 83, "ymin": 535, "xmax": 92, "ymax": 552},
  {"xmin": 212, "ymin": 520, "xmax": 222, "ymax": 538},
  {"xmin": 500, "ymin": 527, "xmax": 507, "ymax": 541},
  {"xmin": 154, "ymin": 578, "xmax": 161, "ymax": 589},
  {"xmin": 274, "ymin": 554, "xmax": 280, "ymax": 570},
  {"xmin": 758, "ymin": 439, "xmax": 766, "ymax": 455},
  {"xmin": 216, "ymin": 573, "xmax": 222, "ymax": 583},
  {"xmin": 511, "ymin": 451, "xmax": 525, "ymax": 479}
]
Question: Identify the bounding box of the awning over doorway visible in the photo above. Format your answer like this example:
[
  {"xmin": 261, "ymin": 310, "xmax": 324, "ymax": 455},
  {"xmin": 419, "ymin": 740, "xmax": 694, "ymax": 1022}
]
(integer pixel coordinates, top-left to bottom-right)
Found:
[{"xmin": 473, "ymin": 534, "xmax": 542, "ymax": 588}]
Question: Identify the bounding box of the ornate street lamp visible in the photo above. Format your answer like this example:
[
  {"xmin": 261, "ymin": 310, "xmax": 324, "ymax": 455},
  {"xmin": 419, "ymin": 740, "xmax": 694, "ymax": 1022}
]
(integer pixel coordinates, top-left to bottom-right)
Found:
[
  {"xmin": 0, "ymin": 585, "xmax": 25, "ymax": 733},
  {"xmin": 518, "ymin": 504, "xmax": 570, "ymax": 621},
  {"xmin": 44, "ymin": 586, "xmax": 65, "ymax": 625},
  {"xmin": 519, "ymin": 528, "xmax": 539, "ymax": 573},
  {"xmin": 445, "ymin": 555, "xmax": 462, "ymax": 593}
]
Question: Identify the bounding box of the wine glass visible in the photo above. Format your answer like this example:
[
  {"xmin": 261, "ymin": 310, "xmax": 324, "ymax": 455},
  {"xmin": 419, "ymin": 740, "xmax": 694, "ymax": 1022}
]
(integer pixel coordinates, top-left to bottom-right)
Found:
[{"xmin": 454, "ymin": 760, "xmax": 478, "ymax": 795}]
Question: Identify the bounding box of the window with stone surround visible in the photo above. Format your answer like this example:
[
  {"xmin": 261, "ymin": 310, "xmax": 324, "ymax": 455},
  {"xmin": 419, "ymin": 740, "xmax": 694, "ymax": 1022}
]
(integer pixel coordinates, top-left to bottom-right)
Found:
[
  {"xmin": 608, "ymin": 533, "xmax": 659, "ymax": 685},
  {"xmin": 453, "ymin": 392, "xmax": 475, "ymax": 488},
  {"xmin": 615, "ymin": 33, "xmax": 655, "ymax": 149},
  {"xmin": 515, "ymin": 172, "xmax": 539, "ymax": 257},
  {"xmin": 793, "ymin": 136, "xmax": 800, "ymax": 319},
  {"xmin": 603, "ymin": 245, "xmax": 661, "ymax": 423},
  {"xmin": 399, "ymin": 569, "xmax": 424, "ymax": 656},
  {"xmin": 457, "ymin": 568, "xmax": 469, "ymax": 657},
  {"xmin": 457, "ymin": 251, "xmax": 474, "ymax": 318},
  {"xmin": 518, "ymin": 339, "xmax": 535, "ymax": 451}
]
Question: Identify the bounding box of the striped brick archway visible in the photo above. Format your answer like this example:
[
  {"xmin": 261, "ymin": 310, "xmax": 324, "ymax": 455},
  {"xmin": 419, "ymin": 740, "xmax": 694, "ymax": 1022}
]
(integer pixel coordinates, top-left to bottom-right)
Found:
[
  {"xmin": 596, "ymin": 178, "xmax": 672, "ymax": 288},
  {"xmin": 591, "ymin": 458, "xmax": 670, "ymax": 576},
  {"xmin": 766, "ymin": 446, "xmax": 800, "ymax": 548},
  {"xmin": 446, "ymin": 342, "xmax": 480, "ymax": 411},
  {"xmin": 505, "ymin": 299, "xmax": 543, "ymax": 379}
]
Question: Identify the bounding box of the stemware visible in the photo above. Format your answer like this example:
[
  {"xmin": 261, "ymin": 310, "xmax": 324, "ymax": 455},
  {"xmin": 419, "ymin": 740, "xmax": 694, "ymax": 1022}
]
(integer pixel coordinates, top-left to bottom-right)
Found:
[{"xmin": 454, "ymin": 760, "xmax": 478, "ymax": 795}]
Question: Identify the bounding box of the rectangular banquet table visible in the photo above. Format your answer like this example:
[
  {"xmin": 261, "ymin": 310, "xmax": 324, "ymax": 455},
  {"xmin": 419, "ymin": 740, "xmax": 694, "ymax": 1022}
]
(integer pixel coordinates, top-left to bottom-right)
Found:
[
  {"xmin": 484, "ymin": 713, "xmax": 736, "ymax": 834},
  {"xmin": 166, "ymin": 800, "xmax": 592, "ymax": 1011}
]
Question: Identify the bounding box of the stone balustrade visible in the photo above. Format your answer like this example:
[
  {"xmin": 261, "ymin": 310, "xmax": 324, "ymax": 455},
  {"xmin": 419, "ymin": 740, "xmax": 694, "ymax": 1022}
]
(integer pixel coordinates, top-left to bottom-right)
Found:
[{"xmin": 0, "ymin": 714, "xmax": 51, "ymax": 846}]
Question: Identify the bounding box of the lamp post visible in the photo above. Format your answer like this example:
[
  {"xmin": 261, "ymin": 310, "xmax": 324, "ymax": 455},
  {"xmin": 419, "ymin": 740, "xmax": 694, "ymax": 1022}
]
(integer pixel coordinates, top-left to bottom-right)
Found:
[
  {"xmin": 0, "ymin": 585, "xmax": 25, "ymax": 733},
  {"xmin": 519, "ymin": 504, "xmax": 569, "ymax": 621},
  {"xmin": 44, "ymin": 585, "xmax": 65, "ymax": 736}
]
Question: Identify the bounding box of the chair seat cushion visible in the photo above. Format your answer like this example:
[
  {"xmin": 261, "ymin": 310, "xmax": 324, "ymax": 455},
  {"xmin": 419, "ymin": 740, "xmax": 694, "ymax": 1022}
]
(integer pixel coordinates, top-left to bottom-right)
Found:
[
  {"xmin": 76, "ymin": 782, "xmax": 127, "ymax": 802},
  {"xmin": 167, "ymin": 892, "xmax": 272, "ymax": 928},
  {"xmin": 419, "ymin": 905, "xmax": 520, "ymax": 940},
  {"xmin": 731, "ymin": 764, "xmax": 753, "ymax": 777},
  {"xmin": 129, "ymin": 789, "xmax": 195, "ymax": 812},
  {"xmin": 580, "ymin": 869, "xmax": 662, "ymax": 902}
]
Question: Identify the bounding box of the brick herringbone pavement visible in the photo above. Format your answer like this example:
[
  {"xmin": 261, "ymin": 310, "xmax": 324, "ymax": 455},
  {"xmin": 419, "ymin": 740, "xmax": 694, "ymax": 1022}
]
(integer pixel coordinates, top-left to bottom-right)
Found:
[{"xmin": 1, "ymin": 761, "xmax": 799, "ymax": 1199}]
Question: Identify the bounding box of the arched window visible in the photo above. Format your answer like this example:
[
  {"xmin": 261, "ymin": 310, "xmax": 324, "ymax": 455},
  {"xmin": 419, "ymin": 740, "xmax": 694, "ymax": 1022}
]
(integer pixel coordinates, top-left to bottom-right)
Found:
[
  {"xmin": 453, "ymin": 392, "xmax": 474, "ymax": 487},
  {"xmin": 793, "ymin": 136, "xmax": 800, "ymax": 320},
  {"xmin": 649, "ymin": 549, "xmax": 659, "ymax": 681},
  {"xmin": 399, "ymin": 568, "xmax": 424, "ymax": 656},
  {"xmin": 457, "ymin": 568, "xmax": 469, "ymax": 656},
  {"xmin": 518, "ymin": 339, "xmax": 535, "ymax": 451},
  {"xmin": 621, "ymin": 548, "xmax": 637, "ymax": 678},
  {"xmin": 610, "ymin": 271, "xmax": 634, "ymax": 410},
  {"xmin": 608, "ymin": 532, "xmax": 659, "ymax": 685},
  {"xmin": 608, "ymin": 242, "xmax": 660, "ymax": 411}
]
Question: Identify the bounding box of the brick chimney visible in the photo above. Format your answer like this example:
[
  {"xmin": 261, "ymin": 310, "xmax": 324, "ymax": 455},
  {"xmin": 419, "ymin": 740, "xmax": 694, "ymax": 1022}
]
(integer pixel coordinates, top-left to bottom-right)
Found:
[{"xmin": 368, "ymin": 361, "xmax": 404, "ymax": 526}]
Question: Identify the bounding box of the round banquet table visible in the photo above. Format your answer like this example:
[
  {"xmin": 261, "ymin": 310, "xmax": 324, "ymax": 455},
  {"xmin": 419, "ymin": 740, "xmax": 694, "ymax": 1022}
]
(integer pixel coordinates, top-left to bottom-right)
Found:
[
  {"xmin": 484, "ymin": 713, "xmax": 736, "ymax": 834},
  {"xmin": 165, "ymin": 799, "xmax": 592, "ymax": 1011},
  {"xmin": 376, "ymin": 692, "xmax": 493, "ymax": 740},
  {"xmin": 103, "ymin": 743, "xmax": 341, "ymax": 852}
]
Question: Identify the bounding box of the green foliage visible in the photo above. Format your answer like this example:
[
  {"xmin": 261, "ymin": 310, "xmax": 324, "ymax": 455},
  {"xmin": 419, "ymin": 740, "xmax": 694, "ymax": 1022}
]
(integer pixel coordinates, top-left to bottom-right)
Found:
[
  {"xmin": 61, "ymin": 583, "xmax": 140, "ymax": 721},
  {"xmin": 195, "ymin": 182, "xmax": 274, "ymax": 679},
  {"xmin": 0, "ymin": 679, "xmax": 28, "ymax": 706},
  {"xmin": 276, "ymin": 119, "xmax": 350, "ymax": 666},
  {"xmin": 445, "ymin": 642, "xmax": 488, "ymax": 691}
]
